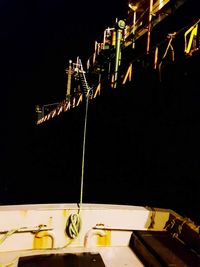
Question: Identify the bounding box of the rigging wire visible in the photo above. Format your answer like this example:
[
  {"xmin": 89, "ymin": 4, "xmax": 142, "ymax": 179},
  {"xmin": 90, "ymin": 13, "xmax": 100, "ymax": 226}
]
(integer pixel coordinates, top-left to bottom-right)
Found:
[
  {"xmin": 80, "ymin": 92, "xmax": 89, "ymax": 208},
  {"xmin": 65, "ymin": 59, "xmax": 90, "ymax": 240},
  {"xmin": 78, "ymin": 58, "xmax": 90, "ymax": 209},
  {"xmin": 0, "ymin": 228, "xmax": 23, "ymax": 267}
]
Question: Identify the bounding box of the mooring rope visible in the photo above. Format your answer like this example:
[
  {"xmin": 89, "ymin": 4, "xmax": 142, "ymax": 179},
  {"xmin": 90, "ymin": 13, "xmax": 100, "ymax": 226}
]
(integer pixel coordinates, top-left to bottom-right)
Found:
[
  {"xmin": 65, "ymin": 59, "xmax": 90, "ymax": 240},
  {"xmin": 80, "ymin": 91, "xmax": 89, "ymax": 208}
]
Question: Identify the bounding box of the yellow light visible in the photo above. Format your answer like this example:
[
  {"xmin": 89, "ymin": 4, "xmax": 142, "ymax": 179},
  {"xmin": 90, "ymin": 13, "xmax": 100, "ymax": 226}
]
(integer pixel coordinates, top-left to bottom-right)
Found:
[
  {"xmin": 128, "ymin": 3, "xmax": 137, "ymax": 11},
  {"xmin": 159, "ymin": 0, "xmax": 164, "ymax": 10}
]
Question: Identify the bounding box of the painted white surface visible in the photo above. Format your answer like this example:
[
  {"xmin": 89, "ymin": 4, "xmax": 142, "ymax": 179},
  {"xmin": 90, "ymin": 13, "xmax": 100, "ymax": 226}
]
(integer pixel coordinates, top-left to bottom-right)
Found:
[{"xmin": 0, "ymin": 203, "xmax": 171, "ymax": 266}]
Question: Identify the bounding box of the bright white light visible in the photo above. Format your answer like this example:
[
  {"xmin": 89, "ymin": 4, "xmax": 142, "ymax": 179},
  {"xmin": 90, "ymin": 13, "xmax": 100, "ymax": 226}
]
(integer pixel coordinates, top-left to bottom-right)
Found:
[
  {"xmin": 159, "ymin": 0, "xmax": 164, "ymax": 10},
  {"xmin": 128, "ymin": 3, "xmax": 137, "ymax": 11}
]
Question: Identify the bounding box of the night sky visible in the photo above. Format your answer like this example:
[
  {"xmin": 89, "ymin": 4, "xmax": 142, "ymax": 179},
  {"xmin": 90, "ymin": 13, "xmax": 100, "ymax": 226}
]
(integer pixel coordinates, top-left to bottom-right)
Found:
[
  {"xmin": 1, "ymin": 0, "xmax": 200, "ymax": 224},
  {"xmin": 1, "ymin": 0, "xmax": 127, "ymax": 117},
  {"xmin": 1, "ymin": 0, "xmax": 126, "ymax": 199}
]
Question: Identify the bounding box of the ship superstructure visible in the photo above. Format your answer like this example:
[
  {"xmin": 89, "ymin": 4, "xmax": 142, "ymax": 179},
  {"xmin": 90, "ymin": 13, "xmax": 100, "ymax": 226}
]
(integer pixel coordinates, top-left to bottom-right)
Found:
[{"xmin": 36, "ymin": 0, "xmax": 199, "ymax": 125}]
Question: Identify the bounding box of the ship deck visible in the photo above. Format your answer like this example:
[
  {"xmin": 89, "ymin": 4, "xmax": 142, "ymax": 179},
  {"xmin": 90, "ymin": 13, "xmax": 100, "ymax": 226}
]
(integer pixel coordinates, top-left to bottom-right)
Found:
[
  {"xmin": 1, "ymin": 232, "xmax": 200, "ymax": 266},
  {"xmin": 0, "ymin": 246, "xmax": 143, "ymax": 267},
  {"xmin": 0, "ymin": 204, "xmax": 199, "ymax": 266}
]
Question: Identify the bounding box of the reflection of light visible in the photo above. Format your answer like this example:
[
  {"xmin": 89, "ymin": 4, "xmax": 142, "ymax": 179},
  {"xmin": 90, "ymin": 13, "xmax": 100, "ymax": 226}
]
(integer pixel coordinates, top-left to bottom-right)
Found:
[
  {"xmin": 159, "ymin": 0, "xmax": 164, "ymax": 10},
  {"xmin": 128, "ymin": 3, "xmax": 137, "ymax": 12}
]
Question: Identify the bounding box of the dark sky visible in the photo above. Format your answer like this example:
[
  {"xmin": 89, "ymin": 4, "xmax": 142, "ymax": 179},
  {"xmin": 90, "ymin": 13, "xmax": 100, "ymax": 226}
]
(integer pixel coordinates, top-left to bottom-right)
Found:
[
  {"xmin": 1, "ymin": 0, "xmax": 127, "ymax": 129},
  {"xmin": 0, "ymin": 0, "xmax": 127, "ymax": 201},
  {"xmin": 1, "ymin": 0, "xmax": 127, "ymax": 105},
  {"xmin": 1, "ymin": 0, "xmax": 127, "ymax": 158}
]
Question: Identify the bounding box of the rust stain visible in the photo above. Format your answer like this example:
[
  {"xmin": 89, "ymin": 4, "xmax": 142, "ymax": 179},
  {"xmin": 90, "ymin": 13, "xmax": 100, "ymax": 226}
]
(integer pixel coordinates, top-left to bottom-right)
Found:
[
  {"xmin": 48, "ymin": 216, "xmax": 53, "ymax": 227},
  {"xmin": 63, "ymin": 209, "xmax": 69, "ymax": 218},
  {"xmin": 20, "ymin": 210, "xmax": 28, "ymax": 218}
]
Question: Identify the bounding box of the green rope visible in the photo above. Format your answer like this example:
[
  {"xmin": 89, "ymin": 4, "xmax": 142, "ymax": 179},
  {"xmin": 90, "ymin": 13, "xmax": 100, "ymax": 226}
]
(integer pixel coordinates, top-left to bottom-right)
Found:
[
  {"xmin": 65, "ymin": 213, "xmax": 81, "ymax": 239},
  {"xmin": 0, "ymin": 229, "xmax": 18, "ymax": 245},
  {"xmin": 65, "ymin": 92, "xmax": 89, "ymax": 239},
  {"xmin": 80, "ymin": 92, "xmax": 89, "ymax": 208},
  {"xmin": 0, "ymin": 229, "xmax": 19, "ymax": 267}
]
